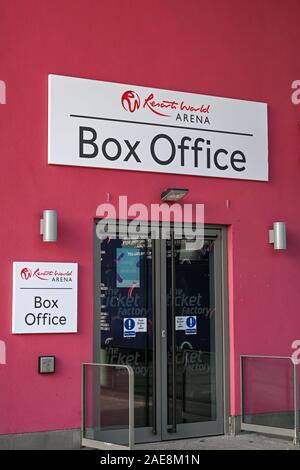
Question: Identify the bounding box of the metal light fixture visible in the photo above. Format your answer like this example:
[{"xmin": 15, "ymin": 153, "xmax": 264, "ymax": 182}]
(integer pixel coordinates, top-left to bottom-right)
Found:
[
  {"xmin": 160, "ymin": 188, "xmax": 189, "ymax": 202},
  {"xmin": 269, "ymin": 222, "xmax": 286, "ymax": 250},
  {"xmin": 40, "ymin": 210, "xmax": 58, "ymax": 242}
]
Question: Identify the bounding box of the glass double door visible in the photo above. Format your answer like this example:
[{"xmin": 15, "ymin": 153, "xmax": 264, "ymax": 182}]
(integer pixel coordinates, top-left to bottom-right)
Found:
[{"xmin": 94, "ymin": 224, "xmax": 224, "ymax": 443}]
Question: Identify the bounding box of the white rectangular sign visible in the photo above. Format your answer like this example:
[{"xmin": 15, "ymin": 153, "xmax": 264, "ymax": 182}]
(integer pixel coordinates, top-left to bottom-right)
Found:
[
  {"xmin": 176, "ymin": 315, "xmax": 197, "ymax": 335},
  {"xmin": 123, "ymin": 317, "xmax": 147, "ymax": 338},
  {"xmin": 48, "ymin": 75, "xmax": 268, "ymax": 181},
  {"xmin": 12, "ymin": 262, "xmax": 78, "ymax": 334}
]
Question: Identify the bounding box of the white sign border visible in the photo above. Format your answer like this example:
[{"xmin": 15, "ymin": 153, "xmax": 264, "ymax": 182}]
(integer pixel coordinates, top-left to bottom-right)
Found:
[{"xmin": 12, "ymin": 261, "xmax": 78, "ymax": 334}]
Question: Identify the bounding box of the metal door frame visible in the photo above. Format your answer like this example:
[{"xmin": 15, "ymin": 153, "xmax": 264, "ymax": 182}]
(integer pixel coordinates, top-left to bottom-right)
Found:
[
  {"xmin": 93, "ymin": 221, "xmax": 230, "ymax": 443},
  {"xmin": 93, "ymin": 220, "xmax": 161, "ymax": 443},
  {"xmin": 160, "ymin": 226, "xmax": 226, "ymax": 440}
]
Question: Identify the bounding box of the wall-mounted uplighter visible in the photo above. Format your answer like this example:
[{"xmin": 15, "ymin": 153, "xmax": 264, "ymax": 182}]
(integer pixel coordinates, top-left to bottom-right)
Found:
[
  {"xmin": 269, "ymin": 222, "xmax": 286, "ymax": 250},
  {"xmin": 40, "ymin": 210, "xmax": 58, "ymax": 242}
]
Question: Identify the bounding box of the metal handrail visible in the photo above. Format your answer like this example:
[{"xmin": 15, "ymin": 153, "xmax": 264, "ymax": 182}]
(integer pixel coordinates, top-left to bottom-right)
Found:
[
  {"xmin": 240, "ymin": 354, "xmax": 299, "ymax": 445},
  {"xmin": 241, "ymin": 354, "xmax": 292, "ymax": 360},
  {"xmin": 81, "ymin": 362, "xmax": 135, "ymax": 450}
]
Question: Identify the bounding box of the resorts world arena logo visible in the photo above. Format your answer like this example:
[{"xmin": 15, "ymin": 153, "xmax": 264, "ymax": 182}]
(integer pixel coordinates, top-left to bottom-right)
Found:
[
  {"xmin": 121, "ymin": 90, "xmax": 141, "ymax": 113},
  {"xmin": 21, "ymin": 268, "xmax": 32, "ymax": 280},
  {"xmin": 121, "ymin": 89, "xmax": 211, "ymax": 121},
  {"xmin": 20, "ymin": 267, "xmax": 73, "ymax": 282}
]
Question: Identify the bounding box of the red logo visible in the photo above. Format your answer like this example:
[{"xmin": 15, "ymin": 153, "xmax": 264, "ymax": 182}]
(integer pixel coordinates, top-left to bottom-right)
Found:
[
  {"xmin": 20, "ymin": 267, "xmax": 72, "ymax": 281},
  {"xmin": 121, "ymin": 90, "xmax": 140, "ymax": 113},
  {"xmin": 121, "ymin": 89, "xmax": 210, "ymax": 118},
  {"xmin": 20, "ymin": 268, "xmax": 32, "ymax": 280}
]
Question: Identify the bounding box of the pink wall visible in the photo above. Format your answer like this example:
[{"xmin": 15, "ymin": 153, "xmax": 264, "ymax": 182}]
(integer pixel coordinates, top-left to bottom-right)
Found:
[{"xmin": 1, "ymin": 0, "xmax": 300, "ymax": 433}]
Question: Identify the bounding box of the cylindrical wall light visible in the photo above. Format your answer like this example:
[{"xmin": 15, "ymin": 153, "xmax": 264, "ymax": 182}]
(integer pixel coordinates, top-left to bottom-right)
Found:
[
  {"xmin": 269, "ymin": 222, "xmax": 286, "ymax": 250},
  {"xmin": 40, "ymin": 210, "xmax": 58, "ymax": 242}
]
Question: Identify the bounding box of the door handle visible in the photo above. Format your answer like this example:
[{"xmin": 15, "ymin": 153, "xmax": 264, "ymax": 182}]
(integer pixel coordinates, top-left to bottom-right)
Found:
[
  {"xmin": 161, "ymin": 329, "xmax": 166, "ymax": 338},
  {"xmin": 152, "ymin": 239, "xmax": 157, "ymax": 435},
  {"xmin": 169, "ymin": 231, "xmax": 177, "ymax": 434}
]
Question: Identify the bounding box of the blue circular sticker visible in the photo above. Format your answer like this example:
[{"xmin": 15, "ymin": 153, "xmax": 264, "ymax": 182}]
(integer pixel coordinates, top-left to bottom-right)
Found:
[
  {"xmin": 186, "ymin": 316, "xmax": 196, "ymax": 328},
  {"xmin": 124, "ymin": 318, "xmax": 135, "ymax": 330}
]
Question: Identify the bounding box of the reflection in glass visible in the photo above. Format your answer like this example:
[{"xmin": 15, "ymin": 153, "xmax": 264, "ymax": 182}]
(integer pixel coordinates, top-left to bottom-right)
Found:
[
  {"xmin": 243, "ymin": 357, "xmax": 294, "ymax": 429},
  {"xmin": 99, "ymin": 236, "xmax": 153, "ymax": 429},
  {"xmin": 83, "ymin": 364, "xmax": 131, "ymax": 445},
  {"xmin": 167, "ymin": 238, "xmax": 216, "ymax": 426}
]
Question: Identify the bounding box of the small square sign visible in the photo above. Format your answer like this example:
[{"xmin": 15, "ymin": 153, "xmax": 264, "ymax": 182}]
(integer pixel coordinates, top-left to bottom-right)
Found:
[
  {"xmin": 176, "ymin": 315, "xmax": 197, "ymax": 335},
  {"xmin": 39, "ymin": 356, "xmax": 55, "ymax": 374},
  {"xmin": 123, "ymin": 317, "xmax": 147, "ymax": 338},
  {"xmin": 12, "ymin": 262, "xmax": 78, "ymax": 334},
  {"xmin": 185, "ymin": 316, "xmax": 197, "ymax": 335},
  {"xmin": 123, "ymin": 318, "xmax": 136, "ymax": 338}
]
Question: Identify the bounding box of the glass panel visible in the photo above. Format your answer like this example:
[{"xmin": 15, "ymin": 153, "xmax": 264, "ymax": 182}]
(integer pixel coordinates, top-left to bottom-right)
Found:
[
  {"xmin": 167, "ymin": 238, "xmax": 217, "ymax": 426},
  {"xmin": 242, "ymin": 357, "xmax": 294, "ymax": 429},
  {"xmin": 98, "ymin": 235, "xmax": 153, "ymax": 429},
  {"xmin": 83, "ymin": 363, "xmax": 132, "ymax": 446}
]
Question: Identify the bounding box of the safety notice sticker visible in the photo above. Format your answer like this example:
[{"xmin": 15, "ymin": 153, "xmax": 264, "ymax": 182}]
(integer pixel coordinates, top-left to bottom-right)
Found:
[
  {"xmin": 123, "ymin": 317, "xmax": 147, "ymax": 338},
  {"xmin": 176, "ymin": 316, "xmax": 197, "ymax": 335}
]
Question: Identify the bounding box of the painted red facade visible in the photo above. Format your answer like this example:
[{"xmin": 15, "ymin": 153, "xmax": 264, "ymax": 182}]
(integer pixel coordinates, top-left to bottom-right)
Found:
[{"xmin": 0, "ymin": 0, "xmax": 300, "ymax": 435}]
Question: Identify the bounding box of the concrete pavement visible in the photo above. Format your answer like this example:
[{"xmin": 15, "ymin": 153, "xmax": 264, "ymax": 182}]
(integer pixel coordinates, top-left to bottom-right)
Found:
[{"xmin": 135, "ymin": 433, "xmax": 299, "ymax": 450}]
